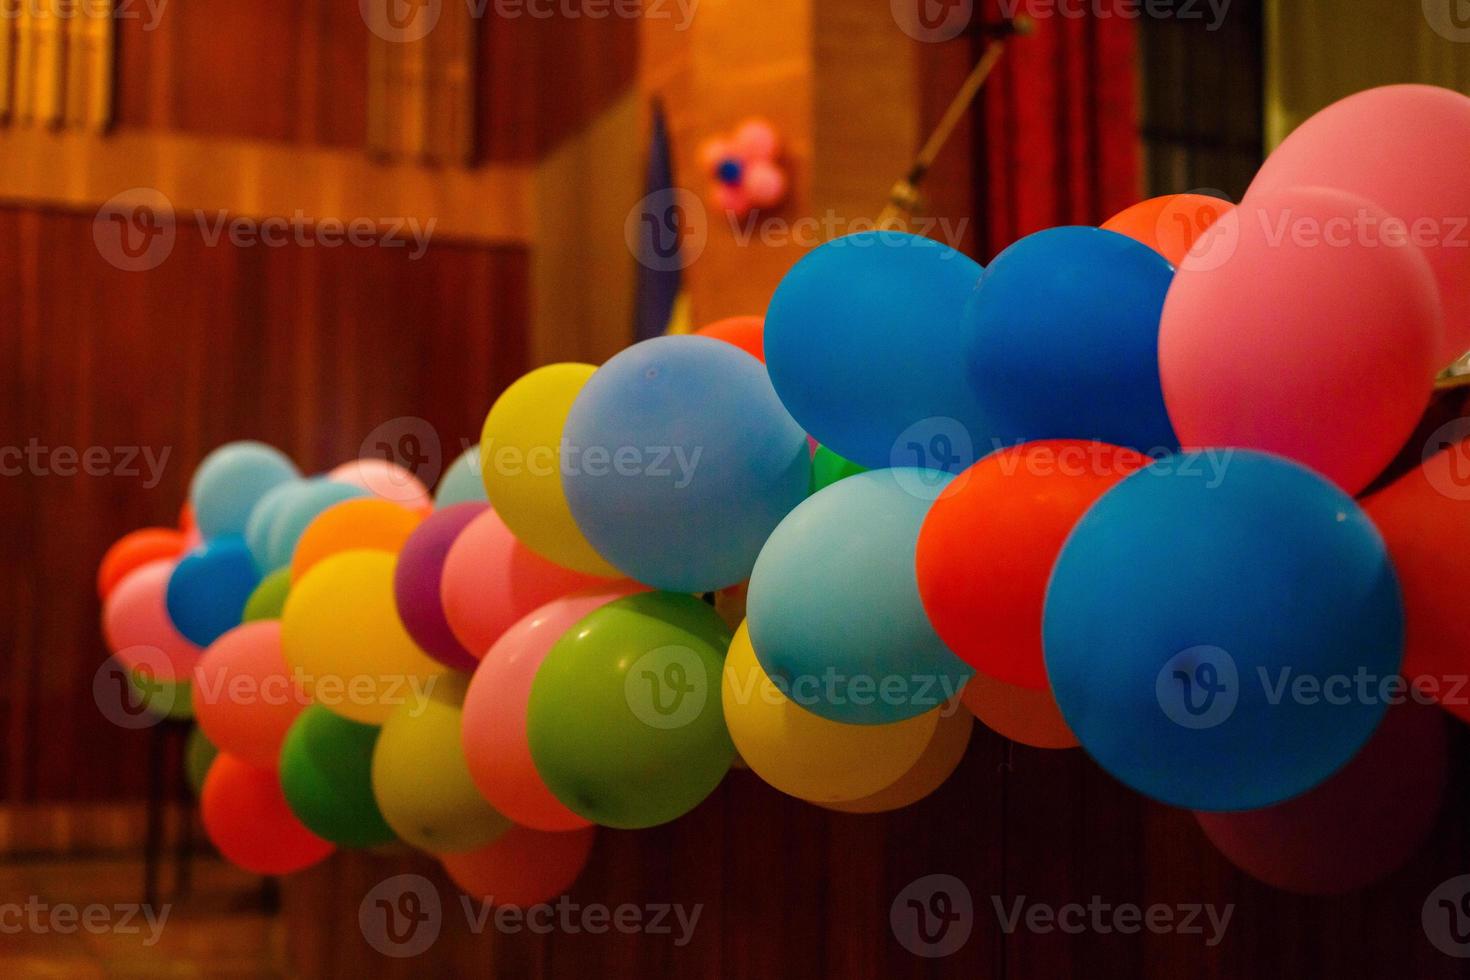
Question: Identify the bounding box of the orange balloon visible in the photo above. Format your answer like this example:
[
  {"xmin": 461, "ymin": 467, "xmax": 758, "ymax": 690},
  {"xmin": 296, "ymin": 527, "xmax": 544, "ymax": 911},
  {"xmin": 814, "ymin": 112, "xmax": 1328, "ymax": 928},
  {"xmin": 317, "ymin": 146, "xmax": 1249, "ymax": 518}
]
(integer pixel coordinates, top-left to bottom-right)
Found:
[
  {"xmin": 694, "ymin": 315, "xmax": 764, "ymax": 362},
  {"xmin": 1101, "ymin": 193, "xmax": 1235, "ymax": 267},
  {"xmin": 916, "ymin": 441, "xmax": 1146, "ymax": 690},
  {"xmin": 824, "ymin": 704, "xmax": 972, "ymax": 813},
  {"xmin": 200, "ymin": 754, "xmax": 333, "ymax": 875},
  {"xmin": 440, "ymin": 825, "xmax": 596, "ymax": 906},
  {"xmin": 289, "ymin": 498, "xmax": 423, "ymax": 582},
  {"xmin": 961, "ymin": 671, "xmax": 1078, "ymax": 750},
  {"xmin": 97, "ymin": 527, "xmax": 186, "ymax": 599}
]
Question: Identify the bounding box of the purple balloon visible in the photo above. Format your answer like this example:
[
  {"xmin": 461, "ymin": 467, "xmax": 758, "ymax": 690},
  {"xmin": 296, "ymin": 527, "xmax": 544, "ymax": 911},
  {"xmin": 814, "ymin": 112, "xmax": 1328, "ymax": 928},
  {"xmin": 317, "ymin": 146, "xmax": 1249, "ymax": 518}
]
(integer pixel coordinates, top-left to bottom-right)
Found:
[{"xmin": 393, "ymin": 502, "xmax": 487, "ymax": 671}]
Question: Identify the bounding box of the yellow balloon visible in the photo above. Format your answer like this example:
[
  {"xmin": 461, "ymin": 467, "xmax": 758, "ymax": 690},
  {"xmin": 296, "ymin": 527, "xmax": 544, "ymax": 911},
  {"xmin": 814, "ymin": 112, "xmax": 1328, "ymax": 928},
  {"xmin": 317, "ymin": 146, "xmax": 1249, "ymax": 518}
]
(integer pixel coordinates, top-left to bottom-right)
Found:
[
  {"xmin": 480, "ymin": 363, "xmax": 620, "ymax": 577},
  {"xmin": 280, "ymin": 549, "xmax": 445, "ymax": 725},
  {"xmin": 371, "ymin": 673, "xmax": 511, "ymax": 854},
  {"xmin": 824, "ymin": 702, "xmax": 972, "ymax": 814},
  {"xmin": 722, "ymin": 620, "xmax": 938, "ymax": 803}
]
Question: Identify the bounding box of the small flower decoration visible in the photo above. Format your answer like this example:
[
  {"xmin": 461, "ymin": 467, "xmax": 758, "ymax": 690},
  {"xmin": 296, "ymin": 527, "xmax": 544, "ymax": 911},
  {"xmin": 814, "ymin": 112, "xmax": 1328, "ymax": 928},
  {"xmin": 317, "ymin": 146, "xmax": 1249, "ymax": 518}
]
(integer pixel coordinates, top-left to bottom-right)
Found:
[{"xmin": 697, "ymin": 118, "xmax": 787, "ymax": 218}]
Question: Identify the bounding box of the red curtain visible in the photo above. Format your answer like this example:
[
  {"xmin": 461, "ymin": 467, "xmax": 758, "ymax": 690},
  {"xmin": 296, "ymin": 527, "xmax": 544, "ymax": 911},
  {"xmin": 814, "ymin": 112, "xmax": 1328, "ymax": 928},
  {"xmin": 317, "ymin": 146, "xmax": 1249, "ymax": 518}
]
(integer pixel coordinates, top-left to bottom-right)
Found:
[{"xmin": 977, "ymin": 1, "xmax": 1141, "ymax": 258}]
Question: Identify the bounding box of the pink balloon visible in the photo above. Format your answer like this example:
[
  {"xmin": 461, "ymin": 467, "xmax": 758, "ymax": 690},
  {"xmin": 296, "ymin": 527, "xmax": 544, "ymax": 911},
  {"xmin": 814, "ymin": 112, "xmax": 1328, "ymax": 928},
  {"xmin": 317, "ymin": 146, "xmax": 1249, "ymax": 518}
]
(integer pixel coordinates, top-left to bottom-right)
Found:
[
  {"xmin": 744, "ymin": 160, "xmax": 787, "ymax": 209},
  {"xmin": 731, "ymin": 118, "xmax": 779, "ymax": 161},
  {"xmin": 1247, "ymin": 84, "xmax": 1470, "ymax": 365},
  {"xmin": 102, "ymin": 559, "xmax": 203, "ymax": 682},
  {"xmin": 714, "ymin": 183, "xmax": 752, "ymax": 215},
  {"xmin": 461, "ymin": 585, "xmax": 642, "ymax": 831},
  {"xmin": 193, "ymin": 621, "xmax": 307, "ymax": 770},
  {"xmin": 439, "ymin": 508, "xmax": 616, "ymax": 659},
  {"xmin": 1195, "ymin": 702, "xmax": 1446, "ymax": 895},
  {"xmin": 328, "ymin": 458, "xmax": 432, "ymax": 512},
  {"xmin": 1160, "ymin": 186, "xmax": 1441, "ymax": 494}
]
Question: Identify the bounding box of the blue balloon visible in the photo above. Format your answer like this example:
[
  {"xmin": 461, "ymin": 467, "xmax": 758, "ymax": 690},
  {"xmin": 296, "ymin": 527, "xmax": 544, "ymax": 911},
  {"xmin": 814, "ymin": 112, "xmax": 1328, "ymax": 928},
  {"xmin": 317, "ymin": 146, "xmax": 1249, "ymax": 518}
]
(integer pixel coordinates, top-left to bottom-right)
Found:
[
  {"xmin": 1043, "ymin": 450, "xmax": 1403, "ymax": 812},
  {"xmin": 562, "ymin": 335, "xmax": 810, "ymax": 592},
  {"xmin": 965, "ymin": 226, "xmax": 1176, "ymax": 453},
  {"xmin": 746, "ymin": 468, "xmax": 972, "ymax": 725},
  {"xmin": 165, "ymin": 536, "xmax": 261, "ymax": 647},
  {"xmin": 189, "ymin": 441, "xmax": 299, "ymax": 539},
  {"xmin": 765, "ymin": 231, "xmax": 989, "ymax": 472},
  {"xmin": 261, "ymin": 478, "xmax": 369, "ymax": 572},
  {"xmin": 243, "ymin": 479, "xmax": 303, "ymax": 572},
  {"xmin": 434, "ymin": 447, "xmax": 487, "ymax": 508}
]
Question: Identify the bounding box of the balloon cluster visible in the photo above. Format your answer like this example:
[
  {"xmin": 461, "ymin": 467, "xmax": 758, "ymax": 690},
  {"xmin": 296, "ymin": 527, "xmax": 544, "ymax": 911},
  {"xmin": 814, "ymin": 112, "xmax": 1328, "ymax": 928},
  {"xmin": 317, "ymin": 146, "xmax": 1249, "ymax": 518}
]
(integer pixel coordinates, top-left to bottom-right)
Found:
[{"xmin": 96, "ymin": 85, "xmax": 1470, "ymax": 901}]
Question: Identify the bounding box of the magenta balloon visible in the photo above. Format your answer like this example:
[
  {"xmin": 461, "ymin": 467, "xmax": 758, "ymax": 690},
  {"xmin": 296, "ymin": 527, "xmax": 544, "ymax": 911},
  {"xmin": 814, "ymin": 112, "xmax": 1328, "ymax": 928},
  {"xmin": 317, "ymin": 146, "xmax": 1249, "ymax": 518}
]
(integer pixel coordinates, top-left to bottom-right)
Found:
[
  {"xmin": 461, "ymin": 585, "xmax": 641, "ymax": 831},
  {"xmin": 1195, "ymin": 703, "xmax": 1446, "ymax": 895},
  {"xmin": 1247, "ymin": 84, "xmax": 1470, "ymax": 365},
  {"xmin": 394, "ymin": 502, "xmax": 487, "ymax": 671},
  {"xmin": 102, "ymin": 559, "xmax": 203, "ymax": 682},
  {"xmin": 1160, "ymin": 186, "xmax": 1441, "ymax": 494}
]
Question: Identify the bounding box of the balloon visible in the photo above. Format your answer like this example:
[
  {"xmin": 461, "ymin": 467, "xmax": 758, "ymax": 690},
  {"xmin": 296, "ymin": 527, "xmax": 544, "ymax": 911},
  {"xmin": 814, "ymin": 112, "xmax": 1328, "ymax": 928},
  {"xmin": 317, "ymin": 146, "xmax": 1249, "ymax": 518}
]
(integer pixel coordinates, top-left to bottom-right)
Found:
[
  {"xmin": 731, "ymin": 117, "xmax": 778, "ymax": 159},
  {"xmin": 289, "ymin": 498, "xmax": 423, "ymax": 582},
  {"xmin": 722, "ymin": 620, "xmax": 939, "ymax": 803},
  {"xmin": 184, "ymin": 726, "xmax": 217, "ymax": 797},
  {"xmin": 97, "ymin": 527, "xmax": 185, "ymax": 599},
  {"xmin": 809, "ymin": 445, "xmax": 866, "ymax": 494},
  {"xmin": 562, "ymin": 335, "xmax": 811, "ymax": 592},
  {"xmin": 479, "ymin": 363, "xmax": 620, "ymax": 576},
  {"xmin": 243, "ymin": 479, "xmax": 303, "ymax": 572},
  {"xmin": 165, "ymin": 536, "xmax": 261, "ymax": 647},
  {"xmin": 189, "ymin": 441, "xmax": 299, "ymax": 539},
  {"xmin": 193, "ymin": 621, "xmax": 306, "ymax": 769},
  {"xmin": 394, "ymin": 503, "xmax": 485, "ymax": 671},
  {"xmin": 435, "ymin": 446, "xmax": 488, "ymax": 507},
  {"xmin": 527, "ymin": 592, "xmax": 735, "ymax": 829},
  {"xmin": 1246, "ymin": 84, "xmax": 1470, "ymax": 364},
  {"xmin": 441, "ymin": 507, "xmax": 616, "ymax": 659},
  {"xmin": 281, "ymin": 550, "xmax": 445, "ymax": 725},
  {"xmin": 261, "ymin": 479, "xmax": 370, "ymax": 573},
  {"xmin": 329, "ymin": 457, "xmax": 432, "ymax": 512},
  {"xmin": 747, "ymin": 469, "xmax": 972, "ymax": 725},
  {"xmin": 1160, "ymin": 187, "xmax": 1441, "ymax": 495},
  {"xmin": 825, "ymin": 702, "xmax": 973, "ymax": 813},
  {"xmin": 744, "ymin": 160, "xmax": 787, "ymax": 208},
  {"xmin": 118, "ymin": 666, "xmax": 193, "ymax": 722},
  {"xmin": 1196, "ymin": 703, "xmax": 1446, "ymax": 894},
  {"xmin": 1101, "ymin": 193, "xmax": 1235, "ymax": 267},
  {"xmin": 242, "ymin": 568, "xmax": 292, "ymax": 622},
  {"xmin": 279, "ymin": 705, "xmax": 396, "ymax": 848},
  {"xmin": 441, "ymin": 826, "xmax": 596, "ymax": 906},
  {"xmin": 694, "ymin": 315, "xmax": 764, "ymax": 362},
  {"xmin": 102, "ymin": 559, "xmax": 202, "ymax": 681},
  {"xmin": 200, "ymin": 754, "xmax": 333, "ymax": 875},
  {"xmin": 916, "ymin": 441, "xmax": 1147, "ymax": 689},
  {"xmin": 372, "ymin": 674, "xmax": 511, "ymax": 854},
  {"xmin": 765, "ymin": 230, "xmax": 988, "ymax": 470},
  {"xmin": 961, "ymin": 671, "xmax": 1078, "ymax": 750},
  {"xmin": 1043, "ymin": 451, "xmax": 1404, "ymax": 811},
  {"xmin": 462, "ymin": 585, "xmax": 642, "ymax": 831},
  {"xmin": 964, "ymin": 226, "xmax": 1176, "ymax": 453}
]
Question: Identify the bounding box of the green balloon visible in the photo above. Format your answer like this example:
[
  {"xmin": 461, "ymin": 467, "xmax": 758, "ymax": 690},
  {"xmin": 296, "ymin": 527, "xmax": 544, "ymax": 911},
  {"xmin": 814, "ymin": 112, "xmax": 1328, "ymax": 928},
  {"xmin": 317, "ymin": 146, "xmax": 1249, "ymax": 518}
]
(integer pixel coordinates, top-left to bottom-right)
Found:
[
  {"xmin": 128, "ymin": 670, "xmax": 193, "ymax": 720},
  {"xmin": 184, "ymin": 726, "xmax": 218, "ymax": 797},
  {"xmin": 242, "ymin": 567, "xmax": 292, "ymax": 622},
  {"xmin": 810, "ymin": 445, "xmax": 867, "ymax": 494},
  {"xmin": 279, "ymin": 705, "xmax": 396, "ymax": 848},
  {"xmin": 527, "ymin": 592, "xmax": 735, "ymax": 829}
]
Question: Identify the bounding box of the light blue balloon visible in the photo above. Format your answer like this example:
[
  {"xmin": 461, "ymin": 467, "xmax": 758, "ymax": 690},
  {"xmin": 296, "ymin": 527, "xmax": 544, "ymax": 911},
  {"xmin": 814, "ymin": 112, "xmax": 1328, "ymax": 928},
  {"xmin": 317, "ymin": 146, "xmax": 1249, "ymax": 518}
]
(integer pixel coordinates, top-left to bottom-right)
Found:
[
  {"xmin": 562, "ymin": 335, "xmax": 810, "ymax": 593},
  {"xmin": 1043, "ymin": 450, "xmax": 1403, "ymax": 811},
  {"xmin": 434, "ymin": 446, "xmax": 487, "ymax": 508},
  {"xmin": 165, "ymin": 536, "xmax": 261, "ymax": 647},
  {"xmin": 243, "ymin": 479, "xmax": 304, "ymax": 573},
  {"xmin": 188, "ymin": 441, "xmax": 299, "ymax": 539},
  {"xmin": 765, "ymin": 231, "xmax": 989, "ymax": 472},
  {"xmin": 261, "ymin": 478, "xmax": 369, "ymax": 573},
  {"xmin": 746, "ymin": 468, "xmax": 972, "ymax": 725}
]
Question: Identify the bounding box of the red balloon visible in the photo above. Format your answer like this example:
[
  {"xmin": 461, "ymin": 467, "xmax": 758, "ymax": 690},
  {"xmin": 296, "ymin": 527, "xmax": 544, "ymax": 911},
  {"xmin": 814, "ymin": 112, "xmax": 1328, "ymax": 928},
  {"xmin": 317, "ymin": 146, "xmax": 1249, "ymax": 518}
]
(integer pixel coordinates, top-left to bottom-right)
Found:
[
  {"xmin": 201, "ymin": 754, "xmax": 334, "ymax": 875},
  {"xmin": 916, "ymin": 441, "xmax": 1146, "ymax": 689},
  {"xmin": 960, "ymin": 670, "xmax": 1078, "ymax": 750},
  {"xmin": 193, "ymin": 622, "xmax": 307, "ymax": 769},
  {"xmin": 1195, "ymin": 703, "xmax": 1446, "ymax": 894},
  {"xmin": 1101, "ymin": 194, "xmax": 1235, "ymax": 268},
  {"xmin": 694, "ymin": 315, "xmax": 764, "ymax": 362},
  {"xmin": 440, "ymin": 825, "xmax": 596, "ymax": 906},
  {"xmin": 97, "ymin": 527, "xmax": 186, "ymax": 599}
]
